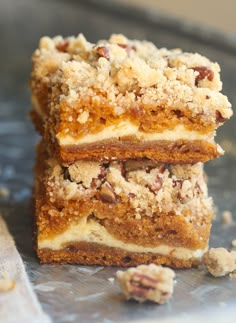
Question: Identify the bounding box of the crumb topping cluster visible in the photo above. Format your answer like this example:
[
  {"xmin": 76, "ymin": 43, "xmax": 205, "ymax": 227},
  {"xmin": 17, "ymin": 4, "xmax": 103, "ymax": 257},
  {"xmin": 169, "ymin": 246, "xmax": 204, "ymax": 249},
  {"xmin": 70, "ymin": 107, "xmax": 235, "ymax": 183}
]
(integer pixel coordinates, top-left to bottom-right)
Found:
[
  {"xmin": 116, "ymin": 264, "xmax": 175, "ymax": 304},
  {"xmin": 32, "ymin": 34, "xmax": 232, "ymax": 123},
  {"xmin": 46, "ymin": 158, "xmax": 212, "ymax": 220}
]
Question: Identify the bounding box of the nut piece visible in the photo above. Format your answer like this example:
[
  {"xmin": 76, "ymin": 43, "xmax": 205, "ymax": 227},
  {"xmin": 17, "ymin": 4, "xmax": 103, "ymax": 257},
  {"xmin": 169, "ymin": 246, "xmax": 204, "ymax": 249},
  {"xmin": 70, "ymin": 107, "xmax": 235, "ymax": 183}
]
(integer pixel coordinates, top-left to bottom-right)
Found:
[
  {"xmin": 0, "ymin": 272, "xmax": 15, "ymax": 292},
  {"xmin": 221, "ymin": 210, "xmax": 233, "ymax": 224},
  {"xmin": 96, "ymin": 46, "xmax": 110, "ymax": 60},
  {"xmin": 99, "ymin": 182, "xmax": 116, "ymax": 203},
  {"xmin": 56, "ymin": 40, "xmax": 69, "ymax": 52},
  {"xmin": 116, "ymin": 264, "xmax": 175, "ymax": 304},
  {"xmin": 215, "ymin": 110, "xmax": 227, "ymax": 123},
  {"xmin": 203, "ymin": 248, "xmax": 236, "ymax": 277},
  {"xmin": 193, "ymin": 66, "xmax": 214, "ymax": 85}
]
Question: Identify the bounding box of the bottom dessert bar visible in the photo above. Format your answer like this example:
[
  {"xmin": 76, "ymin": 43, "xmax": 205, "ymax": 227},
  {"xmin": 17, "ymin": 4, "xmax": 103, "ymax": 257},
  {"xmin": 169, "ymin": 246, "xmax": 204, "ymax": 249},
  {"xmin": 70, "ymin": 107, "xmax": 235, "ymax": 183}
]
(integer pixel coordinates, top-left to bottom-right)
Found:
[{"xmin": 34, "ymin": 142, "xmax": 214, "ymax": 268}]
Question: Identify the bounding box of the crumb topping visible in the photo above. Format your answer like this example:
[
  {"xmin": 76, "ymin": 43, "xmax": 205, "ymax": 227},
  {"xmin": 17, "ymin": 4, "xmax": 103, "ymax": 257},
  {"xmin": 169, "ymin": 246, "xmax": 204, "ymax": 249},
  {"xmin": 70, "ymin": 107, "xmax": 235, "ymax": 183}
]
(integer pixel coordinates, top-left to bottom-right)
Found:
[
  {"xmin": 116, "ymin": 264, "xmax": 175, "ymax": 304},
  {"xmin": 32, "ymin": 34, "xmax": 232, "ymax": 123},
  {"xmin": 46, "ymin": 158, "xmax": 212, "ymax": 220},
  {"xmin": 203, "ymin": 248, "xmax": 236, "ymax": 277},
  {"xmin": 0, "ymin": 272, "xmax": 15, "ymax": 292},
  {"xmin": 221, "ymin": 210, "xmax": 233, "ymax": 224}
]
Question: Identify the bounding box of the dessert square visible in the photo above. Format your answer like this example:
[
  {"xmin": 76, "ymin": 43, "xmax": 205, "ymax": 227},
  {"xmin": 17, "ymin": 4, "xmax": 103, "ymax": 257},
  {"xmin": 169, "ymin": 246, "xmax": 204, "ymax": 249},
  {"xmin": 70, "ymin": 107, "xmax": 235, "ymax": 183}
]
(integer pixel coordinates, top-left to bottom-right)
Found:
[
  {"xmin": 34, "ymin": 142, "xmax": 214, "ymax": 268},
  {"xmin": 30, "ymin": 34, "xmax": 232, "ymax": 164}
]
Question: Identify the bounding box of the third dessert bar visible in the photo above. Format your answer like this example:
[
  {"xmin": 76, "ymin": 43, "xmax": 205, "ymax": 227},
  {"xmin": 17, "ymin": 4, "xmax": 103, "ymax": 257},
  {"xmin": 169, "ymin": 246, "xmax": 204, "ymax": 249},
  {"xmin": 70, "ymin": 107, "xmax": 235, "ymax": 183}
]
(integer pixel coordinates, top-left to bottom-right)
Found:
[
  {"xmin": 34, "ymin": 142, "xmax": 213, "ymax": 268},
  {"xmin": 30, "ymin": 34, "xmax": 232, "ymax": 164}
]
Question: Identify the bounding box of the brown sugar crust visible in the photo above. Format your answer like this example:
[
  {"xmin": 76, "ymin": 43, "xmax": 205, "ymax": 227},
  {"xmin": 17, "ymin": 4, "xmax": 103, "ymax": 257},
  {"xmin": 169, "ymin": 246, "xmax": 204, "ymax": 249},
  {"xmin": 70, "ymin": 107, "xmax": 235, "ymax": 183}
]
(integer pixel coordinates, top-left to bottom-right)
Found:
[
  {"xmin": 36, "ymin": 242, "xmax": 200, "ymax": 268},
  {"xmin": 58, "ymin": 138, "xmax": 220, "ymax": 165}
]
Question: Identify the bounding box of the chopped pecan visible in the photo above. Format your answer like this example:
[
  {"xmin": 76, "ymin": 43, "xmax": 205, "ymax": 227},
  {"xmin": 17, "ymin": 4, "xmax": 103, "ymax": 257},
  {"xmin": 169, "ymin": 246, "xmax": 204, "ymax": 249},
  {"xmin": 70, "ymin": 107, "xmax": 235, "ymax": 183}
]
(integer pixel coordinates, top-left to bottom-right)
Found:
[
  {"xmin": 192, "ymin": 66, "xmax": 214, "ymax": 85},
  {"xmin": 149, "ymin": 177, "xmax": 162, "ymax": 193},
  {"xmin": 96, "ymin": 46, "xmax": 110, "ymax": 60},
  {"xmin": 172, "ymin": 179, "xmax": 183, "ymax": 188},
  {"xmin": 117, "ymin": 43, "xmax": 136, "ymax": 55},
  {"xmin": 215, "ymin": 110, "xmax": 227, "ymax": 123},
  {"xmin": 56, "ymin": 40, "xmax": 69, "ymax": 52},
  {"xmin": 99, "ymin": 182, "xmax": 116, "ymax": 203}
]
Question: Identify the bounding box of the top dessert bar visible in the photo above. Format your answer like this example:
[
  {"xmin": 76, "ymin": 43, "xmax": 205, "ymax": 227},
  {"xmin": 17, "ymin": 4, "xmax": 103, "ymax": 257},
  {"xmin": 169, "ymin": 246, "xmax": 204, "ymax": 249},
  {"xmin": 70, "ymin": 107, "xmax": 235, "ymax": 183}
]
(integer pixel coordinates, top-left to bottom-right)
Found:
[{"xmin": 30, "ymin": 34, "xmax": 233, "ymax": 165}]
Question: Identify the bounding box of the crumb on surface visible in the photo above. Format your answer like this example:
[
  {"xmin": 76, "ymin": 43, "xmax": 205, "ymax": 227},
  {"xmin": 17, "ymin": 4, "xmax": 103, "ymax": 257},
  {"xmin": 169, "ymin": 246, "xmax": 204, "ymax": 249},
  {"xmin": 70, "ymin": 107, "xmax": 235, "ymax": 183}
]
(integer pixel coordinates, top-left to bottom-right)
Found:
[
  {"xmin": 0, "ymin": 272, "xmax": 15, "ymax": 292},
  {"xmin": 0, "ymin": 186, "xmax": 10, "ymax": 198},
  {"xmin": 221, "ymin": 210, "xmax": 233, "ymax": 224},
  {"xmin": 116, "ymin": 264, "xmax": 175, "ymax": 304},
  {"xmin": 203, "ymin": 248, "xmax": 236, "ymax": 277},
  {"xmin": 108, "ymin": 277, "xmax": 115, "ymax": 282},
  {"xmin": 231, "ymin": 239, "xmax": 236, "ymax": 247}
]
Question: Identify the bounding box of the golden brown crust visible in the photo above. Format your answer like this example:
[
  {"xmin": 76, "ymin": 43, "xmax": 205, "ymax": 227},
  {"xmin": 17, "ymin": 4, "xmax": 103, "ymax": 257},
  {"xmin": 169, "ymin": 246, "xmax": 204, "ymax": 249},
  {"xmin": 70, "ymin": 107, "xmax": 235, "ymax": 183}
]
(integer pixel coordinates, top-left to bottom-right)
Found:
[
  {"xmin": 36, "ymin": 242, "xmax": 200, "ymax": 268},
  {"xmin": 58, "ymin": 138, "xmax": 220, "ymax": 165}
]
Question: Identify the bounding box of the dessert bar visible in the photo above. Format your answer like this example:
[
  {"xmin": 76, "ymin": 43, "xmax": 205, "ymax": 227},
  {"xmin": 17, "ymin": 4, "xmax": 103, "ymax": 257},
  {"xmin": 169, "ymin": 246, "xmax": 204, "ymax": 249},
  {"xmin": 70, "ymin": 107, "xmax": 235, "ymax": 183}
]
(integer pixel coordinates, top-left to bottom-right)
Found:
[
  {"xmin": 30, "ymin": 34, "xmax": 232, "ymax": 165},
  {"xmin": 34, "ymin": 142, "xmax": 213, "ymax": 268}
]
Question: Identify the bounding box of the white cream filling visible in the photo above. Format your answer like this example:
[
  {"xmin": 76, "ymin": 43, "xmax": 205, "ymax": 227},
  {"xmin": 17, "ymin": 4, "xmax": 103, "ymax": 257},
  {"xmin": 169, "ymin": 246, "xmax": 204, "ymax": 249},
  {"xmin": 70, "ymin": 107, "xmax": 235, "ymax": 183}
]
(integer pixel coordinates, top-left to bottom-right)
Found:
[
  {"xmin": 57, "ymin": 122, "xmax": 214, "ymax": 146},
  {"xmin": 38, "ymin": 217, "xmax": 207, "ymax": 260}
]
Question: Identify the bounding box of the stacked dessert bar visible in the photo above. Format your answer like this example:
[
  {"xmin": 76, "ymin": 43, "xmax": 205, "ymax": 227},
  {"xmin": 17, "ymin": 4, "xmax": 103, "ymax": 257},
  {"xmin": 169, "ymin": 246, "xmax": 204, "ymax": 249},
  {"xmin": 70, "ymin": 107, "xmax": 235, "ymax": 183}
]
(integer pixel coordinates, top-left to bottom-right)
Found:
[{"xmin": 30, "ymin": 34, "xmax": 232, "ymax": 268}]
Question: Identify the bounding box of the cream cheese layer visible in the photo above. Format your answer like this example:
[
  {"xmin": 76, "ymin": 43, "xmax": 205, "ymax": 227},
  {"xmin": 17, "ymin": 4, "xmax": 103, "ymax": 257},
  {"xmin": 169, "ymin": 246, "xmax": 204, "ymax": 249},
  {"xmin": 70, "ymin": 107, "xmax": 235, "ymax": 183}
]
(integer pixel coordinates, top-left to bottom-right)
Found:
[{"xmin": 57, "ymin": 123, "xmax": 215, "ymax": 146}]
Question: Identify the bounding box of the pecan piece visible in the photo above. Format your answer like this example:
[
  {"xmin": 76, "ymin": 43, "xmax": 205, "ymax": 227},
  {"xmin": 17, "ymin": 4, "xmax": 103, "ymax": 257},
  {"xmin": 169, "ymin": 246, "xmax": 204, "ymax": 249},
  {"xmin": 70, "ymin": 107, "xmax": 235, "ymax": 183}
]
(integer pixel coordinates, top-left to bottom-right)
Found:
[
  {"xmin": 99, "ymin": 182, "xmax": 116, "ymax": 203},
  {"xmin": 148, "ymin": 176, "xmax": 162, "ymax": 193},
  {"xmin": 215, "ymin": 110, "xmax": 227, "ymax": 123},
  {"xmin": 192, "ymin": 66, "xmax": 214, "ymax": 85},
  {"xmin": 117, "ymin": 43, "xmax": 136, "ymax": 55},
  {"xmin": 96, "ymin": 46, "xmax": 110, "ymax": 60},
  {"xmin": 117, "ymin": 264, "xmax": 175, "ymax": 304},
  {"xmin": 56, "ymin": 40, "xmax": 69, "ymax": 52}
]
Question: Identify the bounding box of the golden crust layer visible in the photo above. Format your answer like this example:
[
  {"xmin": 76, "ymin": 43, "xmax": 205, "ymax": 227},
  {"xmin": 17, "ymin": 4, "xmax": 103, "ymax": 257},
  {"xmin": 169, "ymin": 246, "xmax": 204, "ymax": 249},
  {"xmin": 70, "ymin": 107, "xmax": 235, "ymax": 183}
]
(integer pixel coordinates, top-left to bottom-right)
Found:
[
  {"xmin": 58, "ymin": 138, "xmax": 220, "ymax": 165},
  {"xmin": 36, "ymin": 242, "xmax": 200, "ymax": 268}
]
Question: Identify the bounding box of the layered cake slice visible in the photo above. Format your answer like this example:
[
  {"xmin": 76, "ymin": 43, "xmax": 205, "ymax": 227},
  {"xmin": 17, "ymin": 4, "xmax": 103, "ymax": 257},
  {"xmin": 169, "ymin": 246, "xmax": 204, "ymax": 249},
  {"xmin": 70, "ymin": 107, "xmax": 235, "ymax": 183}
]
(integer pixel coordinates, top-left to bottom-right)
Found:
[
  {"xmin": 30, "ymin": 34, "xmax": 232, "ymax": 165},
  {"xmin": 34, "ymin": 142, "xmax": 214, "ymax": 268}
]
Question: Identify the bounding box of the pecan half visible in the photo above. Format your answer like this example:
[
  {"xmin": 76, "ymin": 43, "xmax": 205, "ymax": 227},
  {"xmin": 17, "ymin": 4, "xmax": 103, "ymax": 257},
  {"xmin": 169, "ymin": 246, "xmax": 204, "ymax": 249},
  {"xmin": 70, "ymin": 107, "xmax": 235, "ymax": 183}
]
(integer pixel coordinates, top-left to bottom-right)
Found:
[
  {"xmin": 99, "ymin": 182, "xmax": 116, "ymax": 203},
  {"xmin": 192, "ymin": 66, "xmax": 214, "ymax": 85},
  {"xmin": 215, "ymin": 110, "xmax": 227, "ymax": 123},
  {"xmin": 96, "ymin": 46, "xmax": 110, "ymax": 60},
  {"xmin": 56, "ymin": 40, "xmax": 69, "ymax": 52}
]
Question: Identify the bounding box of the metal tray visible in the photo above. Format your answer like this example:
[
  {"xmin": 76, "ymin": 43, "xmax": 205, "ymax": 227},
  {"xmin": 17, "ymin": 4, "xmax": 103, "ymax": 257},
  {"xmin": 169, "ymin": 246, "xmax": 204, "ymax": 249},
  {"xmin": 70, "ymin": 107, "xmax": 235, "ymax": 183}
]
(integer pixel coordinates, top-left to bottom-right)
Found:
[{"xmin": 0, "ymin": 0, "xmax": 236, "ymax": 322}]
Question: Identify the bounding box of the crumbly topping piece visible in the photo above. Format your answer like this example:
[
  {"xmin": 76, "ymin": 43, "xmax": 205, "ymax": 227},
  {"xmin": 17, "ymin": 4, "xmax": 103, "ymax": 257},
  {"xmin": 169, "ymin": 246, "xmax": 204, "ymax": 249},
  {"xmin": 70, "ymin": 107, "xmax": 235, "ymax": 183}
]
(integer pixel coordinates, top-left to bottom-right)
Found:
[
  {"xmin": 116, "ymin": 264, "xmax": 175, "ymax": 304},
  {"xmin": 46, "ymin": 158, "xmax": 212, "ymax": 220},
  {"xmin": 221, "ymin": 210, "xmax": 233, "ymax": 224},
  {"xmin": 32, "ymin": 34, "xmax": 232, "ymax": 122},
  {"xmin": 0, "ymin": 272, "xmax": 15, "ymax": 292},
  {"xmin": 203, "ymin": 248, "xmax": 236, "ymax": 277},
  {"xmin": 68, "ymin": 161, "xmax": 102, "ymax": 188},
  {"xmin": 231, "ymin": 240, "xmax": 236, "ymax": 247}
]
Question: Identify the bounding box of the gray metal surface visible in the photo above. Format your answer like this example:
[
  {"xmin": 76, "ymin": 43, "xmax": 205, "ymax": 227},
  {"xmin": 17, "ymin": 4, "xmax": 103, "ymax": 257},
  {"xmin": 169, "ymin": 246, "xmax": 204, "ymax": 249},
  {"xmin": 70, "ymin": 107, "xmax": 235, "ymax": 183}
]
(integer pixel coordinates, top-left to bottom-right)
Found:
[{"xmin": 0, "ymin": 0, "xmax": 236, "ymax": 322}]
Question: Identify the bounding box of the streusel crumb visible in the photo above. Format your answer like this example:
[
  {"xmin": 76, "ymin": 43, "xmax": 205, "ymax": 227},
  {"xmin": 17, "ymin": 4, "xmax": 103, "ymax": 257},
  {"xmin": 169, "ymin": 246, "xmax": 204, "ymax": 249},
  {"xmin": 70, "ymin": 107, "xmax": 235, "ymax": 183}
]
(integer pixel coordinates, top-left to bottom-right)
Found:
[
  {"xmin": 116, "ymin": 264, "xmax": 175, "ymax": 304},
  {"xmin": 0, "ymin": 272, "xmax": 15, "ymax": 292},
  {"xmin": 221, "ymin": 210, "xmax": 233, "ymax": 224},
  {"xmin": 203, "ymin": 248, "xmax": 236, "ymax": 277}
]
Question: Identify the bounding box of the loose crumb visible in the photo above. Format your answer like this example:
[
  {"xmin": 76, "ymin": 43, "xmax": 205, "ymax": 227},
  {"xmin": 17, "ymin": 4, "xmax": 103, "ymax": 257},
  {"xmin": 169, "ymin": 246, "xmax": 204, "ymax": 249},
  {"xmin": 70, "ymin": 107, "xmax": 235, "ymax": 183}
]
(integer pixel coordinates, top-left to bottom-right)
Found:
[
  {"xmin": 231, "ymin": 239, "xmax": 236, "ymax": 247},
  {"xmin": 203, "ymin": 248, "xmax": 236, "ymax": 277},
  {"xmin": 108, "ymin": 277, "xmax": 115, "ymax": 283},
  {"xmin": 229, "ymin": 270, "xmax": 236, "ymax": 279},
  {"xmin": 0, "ymin": 272, "xmax": 15, "ymax": 292},
  {"xmin": 0, "ymin": 186, "xmax": 10, "ymax": 198},
  {"xmin": 221, "ymin": 210, "xmax": 233, "ymax": 224},
  {"xmin": 116, "ymin": 264, "xmax": 175, "ymax": 304}
]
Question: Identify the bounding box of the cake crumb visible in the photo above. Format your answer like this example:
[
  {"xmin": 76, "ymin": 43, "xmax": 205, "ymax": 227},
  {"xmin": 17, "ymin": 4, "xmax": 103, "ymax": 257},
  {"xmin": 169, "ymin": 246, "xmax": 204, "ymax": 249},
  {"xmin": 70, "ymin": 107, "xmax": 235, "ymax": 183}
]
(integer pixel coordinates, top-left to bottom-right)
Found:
[
  {"xmin": 0, "ymin": 272, "xmax": 15, "ymax": 292},
  {"xmin": 231, "ymin": 239, "xmax": 236, "ymax": 247},
  {"xmin": 221, "ymin": 210, "xmax": 233, "ymax": 224},
  {"xmin": 203, "ymin": 248, "xmax": 236, "ymax": 277},
  {"xmin": 0, "ymin": 186, "xmax": 10, "ymax": 198},
  {"xmin": 116, "ymin": 264, "xmax": 175, "ymax": 304},
  {"xmin": 108, "ymin": 277, "xmax": 115, "ymax": 283},
  {"xmin": 229, "ymin": 270, "xmax": 236, "ymax": 279}
]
